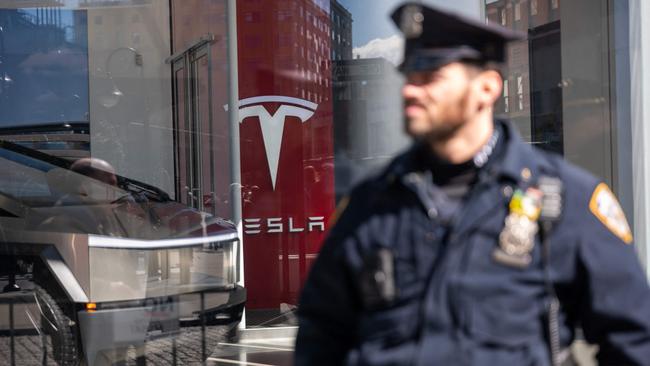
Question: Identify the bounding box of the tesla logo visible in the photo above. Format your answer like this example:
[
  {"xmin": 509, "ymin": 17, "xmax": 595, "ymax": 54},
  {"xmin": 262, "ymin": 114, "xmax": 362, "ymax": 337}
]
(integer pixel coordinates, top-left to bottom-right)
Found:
[
  {"xmin": 236, "ymin": 96, "xmax": 319, "ymax": 190},
  {"xmin": 244, "ymin": 216, "xmax": 325, "ymax": 235}
]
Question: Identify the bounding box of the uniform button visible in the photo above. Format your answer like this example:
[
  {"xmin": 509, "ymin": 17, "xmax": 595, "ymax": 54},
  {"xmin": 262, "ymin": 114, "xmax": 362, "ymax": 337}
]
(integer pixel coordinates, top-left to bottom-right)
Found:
[
  {"xmin": 425, "ymin": 232, "xmax": 436, "ymax": 241},
  {"xmin": 427, "ymin": 207, "xmax": 438, "ymax": 219},
  {"xmin": 502, "ymin": 185, "xmax": 513, "ymax": 197},
  {"xmin": 521, "ymin": 168, "xmax": 532, "ymax": 181}
]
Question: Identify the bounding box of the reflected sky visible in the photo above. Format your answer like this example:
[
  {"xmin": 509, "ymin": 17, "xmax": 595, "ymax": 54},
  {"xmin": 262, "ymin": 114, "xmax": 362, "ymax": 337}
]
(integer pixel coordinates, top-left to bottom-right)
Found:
[
  {"xmin": 0, "ymin": 8, "xmax": 89, "ymax": 127},
  {"xmin": 338, "ymin": 0, "xmax": 482, "ymax": 48}
]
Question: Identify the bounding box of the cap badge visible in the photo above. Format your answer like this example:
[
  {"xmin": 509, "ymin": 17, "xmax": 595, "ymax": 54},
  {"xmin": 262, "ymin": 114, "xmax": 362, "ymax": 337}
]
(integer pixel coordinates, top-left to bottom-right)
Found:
[{"xmin": 400, "ymin": 4, "xmax": 424, "ymax": 39}]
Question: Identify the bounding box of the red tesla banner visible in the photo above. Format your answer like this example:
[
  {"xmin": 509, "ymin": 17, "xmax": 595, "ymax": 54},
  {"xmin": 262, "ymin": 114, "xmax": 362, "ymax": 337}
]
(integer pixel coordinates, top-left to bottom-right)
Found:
[{"xmin": 237, "ymin": 0, "xmax": 334, "ymax": 309}]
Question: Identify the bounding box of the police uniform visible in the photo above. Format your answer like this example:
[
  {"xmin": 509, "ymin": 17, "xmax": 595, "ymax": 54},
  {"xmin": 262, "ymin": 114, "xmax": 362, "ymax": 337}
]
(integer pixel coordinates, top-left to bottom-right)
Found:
[{"xmin": 295, "ymin": 3, "xmax": 650, "ymax": 366}]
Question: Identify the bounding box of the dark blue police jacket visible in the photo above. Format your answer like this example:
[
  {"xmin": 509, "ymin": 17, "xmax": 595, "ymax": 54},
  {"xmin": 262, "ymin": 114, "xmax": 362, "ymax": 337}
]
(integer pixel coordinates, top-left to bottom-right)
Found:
[{"xmin": 295, "ymin": 120, "xmax": 650, "ymax": 365}]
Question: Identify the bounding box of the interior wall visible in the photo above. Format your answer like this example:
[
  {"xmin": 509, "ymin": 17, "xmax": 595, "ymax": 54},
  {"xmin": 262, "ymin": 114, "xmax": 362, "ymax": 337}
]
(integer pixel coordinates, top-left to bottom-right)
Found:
[
  {"xmin": 170, "ymin": 0, "xmax": 231, "ymax": 219},
  {"xmin": 86, "ymin": 2, "xmax": 174, "ymax": 196}
]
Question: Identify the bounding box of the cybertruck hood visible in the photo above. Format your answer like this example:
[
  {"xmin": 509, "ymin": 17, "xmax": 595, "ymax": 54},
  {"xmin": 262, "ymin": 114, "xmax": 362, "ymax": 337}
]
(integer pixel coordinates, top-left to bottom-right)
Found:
[{"xmin": 25, "ymin": 199, "xmax": 237, "ymax": 241}]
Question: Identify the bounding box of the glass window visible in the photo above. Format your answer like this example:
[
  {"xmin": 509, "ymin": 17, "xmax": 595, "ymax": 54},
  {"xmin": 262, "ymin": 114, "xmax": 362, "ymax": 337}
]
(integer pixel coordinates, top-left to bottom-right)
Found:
[
  {"xmin": 0, "ymin": 1, "xmax": 241, "ymax": 364},
  {"xmin": 487, "ymin": 0, "xmax": 616, "ymax": 185},
  {"xmin": 0, "ymin": 0, "xmax": 631, "ymax": 363},
  {"xmin": 515, "ymin": 2, "xmax": 521, "ymax": 21}
]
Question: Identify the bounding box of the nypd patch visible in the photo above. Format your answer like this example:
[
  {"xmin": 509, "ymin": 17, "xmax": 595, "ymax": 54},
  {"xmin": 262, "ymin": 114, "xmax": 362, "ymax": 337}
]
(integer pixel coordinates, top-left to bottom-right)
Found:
[{"xmin": 589, "ymin": 183, "xmax": 633, "ymax": 244}]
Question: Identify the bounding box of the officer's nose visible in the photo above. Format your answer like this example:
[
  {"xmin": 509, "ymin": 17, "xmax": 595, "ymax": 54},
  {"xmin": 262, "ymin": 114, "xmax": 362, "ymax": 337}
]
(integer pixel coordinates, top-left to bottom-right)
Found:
[
  {"xmin": 402, "ymin": 82, "xmax": 426, "ymax": 106},
  {"xmin": 402, "ymin": 82, "xmax": 420, "ymax": 99}
]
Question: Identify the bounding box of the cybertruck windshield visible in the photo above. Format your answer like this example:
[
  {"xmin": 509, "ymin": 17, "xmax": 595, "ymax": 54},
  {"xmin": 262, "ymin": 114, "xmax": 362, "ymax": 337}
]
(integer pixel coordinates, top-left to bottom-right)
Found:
[{"xmin": 0, "ymin": 140, "xmax": 168, "ymax": 208}]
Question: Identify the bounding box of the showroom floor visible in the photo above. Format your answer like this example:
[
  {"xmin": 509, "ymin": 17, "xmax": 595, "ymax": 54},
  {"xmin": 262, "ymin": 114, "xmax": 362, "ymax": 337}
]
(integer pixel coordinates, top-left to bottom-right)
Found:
[{"xmin": 207, "ymin": 327, "xmax": 295, "ymax": 366}]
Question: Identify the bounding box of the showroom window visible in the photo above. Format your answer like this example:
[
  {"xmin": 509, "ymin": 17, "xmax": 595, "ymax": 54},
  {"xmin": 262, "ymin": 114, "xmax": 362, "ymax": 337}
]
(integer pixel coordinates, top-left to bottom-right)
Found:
[{"xmin": 0, "ymin": 0, "xmax": 638, "ymax": 364}]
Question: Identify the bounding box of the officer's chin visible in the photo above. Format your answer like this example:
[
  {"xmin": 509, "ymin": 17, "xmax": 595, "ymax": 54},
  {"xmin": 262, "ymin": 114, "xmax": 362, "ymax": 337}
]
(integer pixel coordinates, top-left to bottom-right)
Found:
[
  {"xmin": 405, "ymin": 120, "xmax": 449, "ymax": 143},
  {"xmin": 404, "ymin": 124, "xmax": 425, "ymax": 142},
  {"xmin": 404, "ymin": 115, "xmax": 427, "ymax": 137}
]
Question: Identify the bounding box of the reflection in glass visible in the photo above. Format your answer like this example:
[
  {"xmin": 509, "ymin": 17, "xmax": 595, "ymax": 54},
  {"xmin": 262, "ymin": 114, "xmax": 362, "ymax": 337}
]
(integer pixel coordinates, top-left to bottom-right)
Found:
[
  {"xmin": 487, "ymin": 0, "xmax": 562, "ymax": 152},
  {"xmin": 0, "ymin": 8, "xmax": 89, "ymax": 128},
  {"xmin": 0, "ymin": 117, "xmax": 242, "ymax": 364},
  {"xmin": 486, "ymin": 0, "xmax": 614, "ymax": 186},
  {"xmin": 331, "ymin": 0, "xmax": 408, "ymax": 202}
]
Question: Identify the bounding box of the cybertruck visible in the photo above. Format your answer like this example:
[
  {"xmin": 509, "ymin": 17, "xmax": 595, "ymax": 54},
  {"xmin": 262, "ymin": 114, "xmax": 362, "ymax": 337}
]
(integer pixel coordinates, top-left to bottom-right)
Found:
[{"xmin": 0, "ymin": 140, "xmax": 244, "ymax": 365}]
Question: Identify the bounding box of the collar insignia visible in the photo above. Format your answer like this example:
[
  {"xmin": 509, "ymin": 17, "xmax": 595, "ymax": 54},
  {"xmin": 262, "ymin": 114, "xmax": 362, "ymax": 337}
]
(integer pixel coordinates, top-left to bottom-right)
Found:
[{"xmin": 400, "ymin": 5, "xmax": 424, "ymax": 39}]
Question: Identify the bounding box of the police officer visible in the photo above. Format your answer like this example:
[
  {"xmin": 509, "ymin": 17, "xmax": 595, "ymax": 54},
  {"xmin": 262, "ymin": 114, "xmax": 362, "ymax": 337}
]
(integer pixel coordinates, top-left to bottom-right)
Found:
[{"xmin": 295, "ymin": 2, "xmax": 650, "ymax": 366}]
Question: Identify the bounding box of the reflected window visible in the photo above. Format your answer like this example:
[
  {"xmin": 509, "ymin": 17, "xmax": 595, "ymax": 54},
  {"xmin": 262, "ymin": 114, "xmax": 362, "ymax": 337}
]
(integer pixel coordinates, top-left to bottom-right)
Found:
[{"xmin": 487, "ymin": 0, "xmax": 615, "ymax": 183}]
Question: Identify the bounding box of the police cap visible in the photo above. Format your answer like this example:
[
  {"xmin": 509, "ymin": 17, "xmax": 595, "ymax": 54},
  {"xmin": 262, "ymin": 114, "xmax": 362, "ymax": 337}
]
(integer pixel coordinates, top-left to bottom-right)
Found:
[{"xmin": 391, "ymin": 2, "xmax": 524, "ymax": 73}]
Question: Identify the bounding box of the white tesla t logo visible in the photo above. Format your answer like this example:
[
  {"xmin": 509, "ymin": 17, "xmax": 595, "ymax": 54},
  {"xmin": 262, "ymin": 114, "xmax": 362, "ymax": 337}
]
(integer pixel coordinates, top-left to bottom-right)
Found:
[{"xmin": 236, "ymin": 96, "xmax": 318, "ymax": 190}]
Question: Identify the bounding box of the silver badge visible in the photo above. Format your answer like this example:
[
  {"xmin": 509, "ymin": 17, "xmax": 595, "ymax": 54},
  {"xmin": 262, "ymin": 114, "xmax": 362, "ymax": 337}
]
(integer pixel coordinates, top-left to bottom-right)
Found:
[
  {"xmin": 493, "ymin": 213, "xmax": 538, "ymax": 268},
  {"xmin": 400, "ymin": 5, "xmax": 424, "ymax": 39}
]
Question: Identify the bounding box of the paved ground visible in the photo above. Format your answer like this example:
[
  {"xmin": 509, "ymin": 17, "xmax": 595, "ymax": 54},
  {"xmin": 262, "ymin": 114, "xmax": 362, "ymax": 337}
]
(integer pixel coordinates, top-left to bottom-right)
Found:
[
  {"xmin": 207, "ymin": 335, "xmax": 295, "ymax": 366},
  {"xmin": 0, "ymin": 333, "xmax": 59, "ymax": 366},
  {"xmin": 0, "ymin": 324, "xmax": 297, "ymax": 366},
  {"xmin": 1, "ymin": 325, "xmax": 234, "ymax": 366},
  {"xmin": 1, "ymin": 324, "xmax": 596, "ymax": 366}
]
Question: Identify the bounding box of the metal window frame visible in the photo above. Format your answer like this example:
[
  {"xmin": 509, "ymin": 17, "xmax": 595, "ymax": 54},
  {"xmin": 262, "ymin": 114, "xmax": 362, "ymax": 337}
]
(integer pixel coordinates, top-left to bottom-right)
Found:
[
  {"xmin": 168, "ymin": 34, "xmax": 216, "ymax": 214},
  {"xmin": 629, "ymin": 0, "xmax": 650, "ymax": 274}
]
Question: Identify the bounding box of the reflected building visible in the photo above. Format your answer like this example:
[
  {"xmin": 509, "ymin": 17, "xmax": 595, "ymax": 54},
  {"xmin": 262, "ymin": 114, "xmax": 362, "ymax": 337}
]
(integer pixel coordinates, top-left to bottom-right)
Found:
[
  {"xmin": 0, "ymin": 7, "xmax": 90, "ymax": 158},
  {"xmin": 330, "ymin": 1, "xmax": 408, "ymax": 201},
  {"xmin": 79, "ymin": 0, "xmax": 152, "ymax": 6},
  {"xmin": 0, "ymin": 123, "xmax": 90, "ymax": 160},
  {"xmin": 330, "ymin": 0, "xmax": 352, "ymax": 61},
  {"xmin": 332, "ymin": 58, "xmax": 407, "ymax": 200},
  {"xmin": 486, "ymin": 0, "xmax": 615, "ymax": 191},
  {"xmin": 487, "ymin": 0, "xmax": 563, "ymax": 153}
]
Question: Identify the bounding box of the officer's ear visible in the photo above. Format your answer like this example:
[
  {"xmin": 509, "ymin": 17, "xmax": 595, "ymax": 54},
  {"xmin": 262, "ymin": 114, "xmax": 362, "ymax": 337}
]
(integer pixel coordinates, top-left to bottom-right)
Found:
[{"xmin": 474, "ymin": 69, "xmax": 503, "ymax": 107}]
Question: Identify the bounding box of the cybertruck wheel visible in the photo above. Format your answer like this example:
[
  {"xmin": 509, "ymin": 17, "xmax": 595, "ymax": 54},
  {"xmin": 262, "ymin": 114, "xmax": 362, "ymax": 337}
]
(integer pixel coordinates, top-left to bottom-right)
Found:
[{"xmin": 34, "ymin": 285, "xmax": 79, "ymax": 365}]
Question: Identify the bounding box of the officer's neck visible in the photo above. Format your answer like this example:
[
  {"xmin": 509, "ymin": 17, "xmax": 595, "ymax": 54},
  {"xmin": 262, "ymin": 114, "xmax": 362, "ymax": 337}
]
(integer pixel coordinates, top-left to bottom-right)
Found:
[{"xmin": 429, "ymin": 114, "xmax": 494, "ymax": 164}]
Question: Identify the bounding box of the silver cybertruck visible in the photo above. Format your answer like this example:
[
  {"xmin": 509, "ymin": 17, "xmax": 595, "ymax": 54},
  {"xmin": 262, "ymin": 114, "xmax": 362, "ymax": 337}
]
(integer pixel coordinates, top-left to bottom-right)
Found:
[{"xmin": 0, "ymin": 140, "xmax": 244, "ymax": 365}]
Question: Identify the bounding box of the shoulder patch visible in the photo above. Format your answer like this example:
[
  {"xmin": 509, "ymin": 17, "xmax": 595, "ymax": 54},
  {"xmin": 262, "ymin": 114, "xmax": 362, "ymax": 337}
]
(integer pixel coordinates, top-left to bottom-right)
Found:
[{"xmin": 589, "ymin": 183, "xmax": 633, "ymax": 244}]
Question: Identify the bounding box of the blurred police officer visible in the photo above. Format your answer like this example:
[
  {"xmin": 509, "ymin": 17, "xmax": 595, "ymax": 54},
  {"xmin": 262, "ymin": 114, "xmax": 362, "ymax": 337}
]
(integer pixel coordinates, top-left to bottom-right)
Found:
[{"xmin": 295, "ymin": 2, "xmax": 650, "ymax": 366}]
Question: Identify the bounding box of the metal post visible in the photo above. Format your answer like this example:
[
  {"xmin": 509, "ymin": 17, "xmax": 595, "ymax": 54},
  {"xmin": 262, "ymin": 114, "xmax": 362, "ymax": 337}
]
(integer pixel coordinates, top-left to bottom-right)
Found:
[
  {"xmin": 226, "ymin": 0, "xmax": 245, "ymax": 326},
  {"xmin": 611, "ymin": 0, "xmax": 635, "ymax": 247},
  {"xmin": 200, "ymin": 292, "xmax": 206, "ymax": 364},
  {"xmin": 9, "ymin": 301, "xmax": 15, "ymax": 366},
  {"xmin": 630, "ymin": 0, "xmax": 650, "ymax": 276},
  {"xmin": 207, "ymin": 42, "xmax": 216, "ymax": 216}
]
